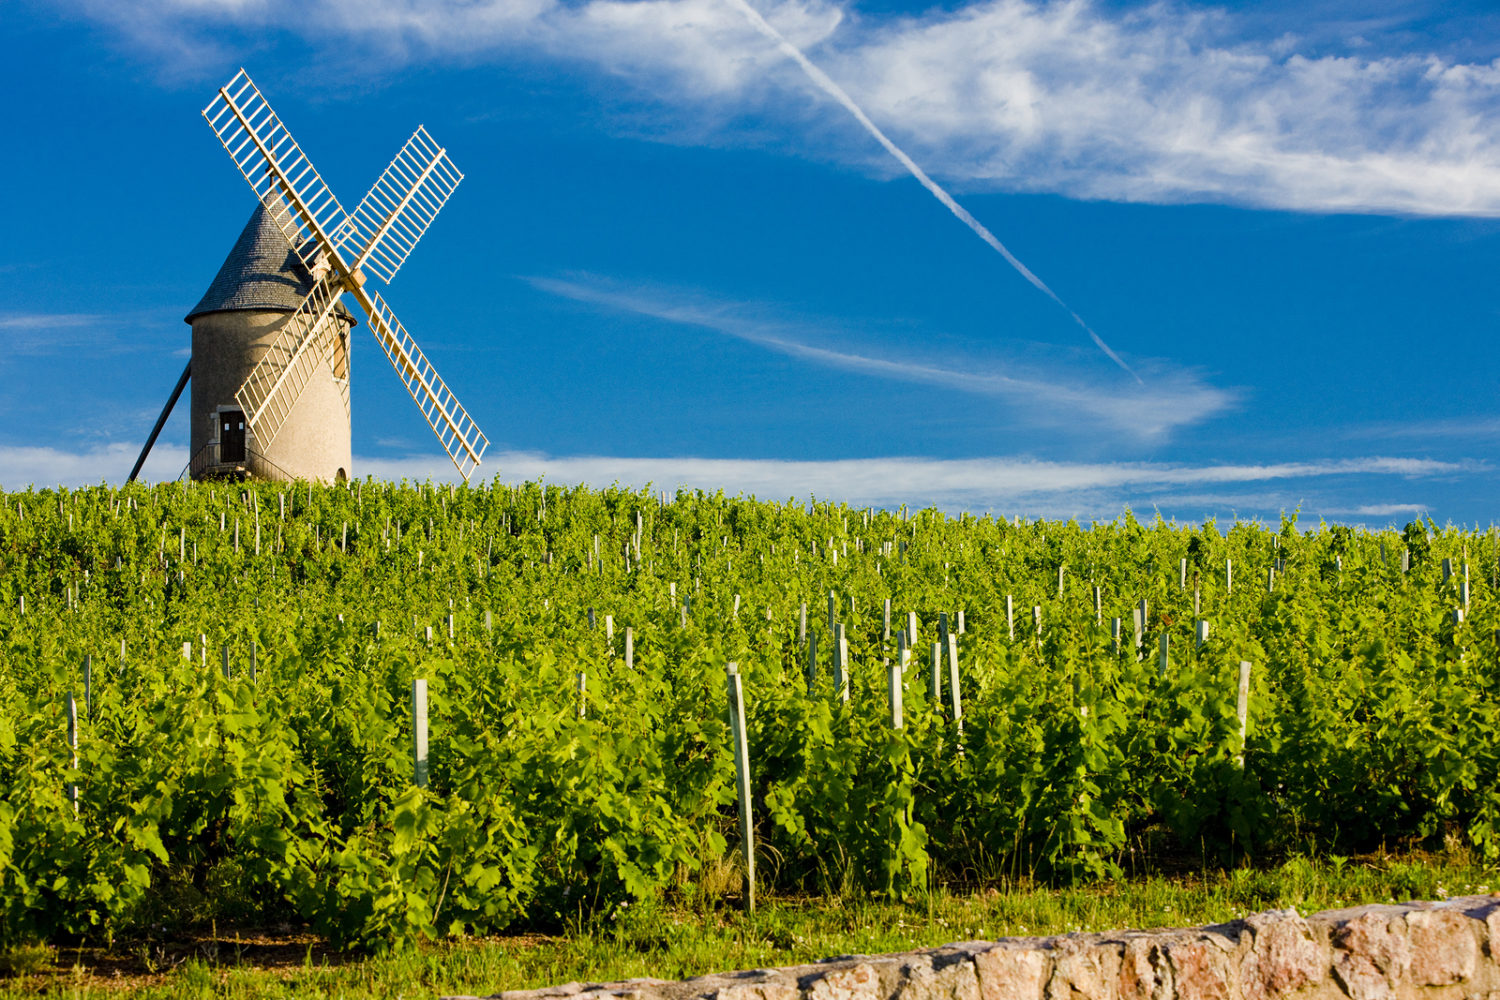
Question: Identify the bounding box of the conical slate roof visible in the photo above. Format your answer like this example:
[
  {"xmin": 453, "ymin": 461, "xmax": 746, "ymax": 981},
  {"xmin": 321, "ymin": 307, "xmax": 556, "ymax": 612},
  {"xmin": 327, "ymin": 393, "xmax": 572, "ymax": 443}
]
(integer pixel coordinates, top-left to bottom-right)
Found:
[{"xmin": 185, "ymin": 201, "xmax": 356, "ymax": 326}]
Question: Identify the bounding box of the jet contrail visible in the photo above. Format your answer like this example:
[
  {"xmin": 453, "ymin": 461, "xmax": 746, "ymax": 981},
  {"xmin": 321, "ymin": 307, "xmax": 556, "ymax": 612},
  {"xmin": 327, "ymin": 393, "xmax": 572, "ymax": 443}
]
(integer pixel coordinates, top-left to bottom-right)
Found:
[{"xmin": 722, "ymin": 0, "xmax": 1141, "ymax": 382}]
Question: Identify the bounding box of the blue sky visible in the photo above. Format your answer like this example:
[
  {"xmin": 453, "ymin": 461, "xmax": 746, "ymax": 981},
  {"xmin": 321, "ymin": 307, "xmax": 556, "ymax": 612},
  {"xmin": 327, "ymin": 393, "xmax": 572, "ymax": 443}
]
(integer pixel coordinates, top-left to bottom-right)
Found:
[{"xmin": 2, "ymin": 0, "xmax": 1498, "ymax": 525}]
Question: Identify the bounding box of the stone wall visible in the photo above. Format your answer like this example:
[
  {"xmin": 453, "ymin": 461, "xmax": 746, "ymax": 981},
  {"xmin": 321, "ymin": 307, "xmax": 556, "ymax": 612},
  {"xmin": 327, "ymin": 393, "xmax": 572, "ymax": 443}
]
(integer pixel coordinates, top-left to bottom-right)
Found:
[{"xmin": 445, "ymin": 896, "xmax": 1500, "ymax": 1000}]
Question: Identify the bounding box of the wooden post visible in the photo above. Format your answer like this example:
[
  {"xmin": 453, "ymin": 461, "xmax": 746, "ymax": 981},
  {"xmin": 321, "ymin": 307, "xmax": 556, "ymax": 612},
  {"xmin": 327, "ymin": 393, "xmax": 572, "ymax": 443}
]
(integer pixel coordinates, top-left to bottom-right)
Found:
[
  {"xmin": 221, "ymin": 644, "xmax": 231, "ymax": 680},
  {"xmin": 1006, "ymin": 595, "xmax": 1014, "ymax": 641},
  {"xmin": 485, "ymin": 609, "xmax": 492, "ymax": 632},
  {"xmin": 726, "ymin": 662, "xmax": 755, "ymax": 912},
  {"xmin": 624, "ymin": 627, "xmax": 634, "ymax": 669},
  {"xmin": 182, "ymin": 641, "xmax": 192, "ymax": 661},
  {"xmin": 889, "ymin": 634, "xmax": 907, "ymax": 729},
  {"xmin": 1093, "ymin": 586, "xmax": 1102, "ymax": 625},
  {"xmin": 1179, "ymin": 558, "xmax": 1187, "ymax": 589},
  {"xmin": 827, "ymin": 591, "xmax": 836, "ymax": 638},
  {"xmin": 83, "ymin": 655, "xmax": 92, "ymax": 717},
  {"xmin": 928, "ymin": 642, "xmax": 942, "ymax": 700},
  {"xmin": 1057, "ymin": 565, "xmax": 1065, "ymax": 597},
  {"xmin": 249, "ymin": 641, "xmax": 257, "ymax": 683},
  {"xmin": 907, "ymin": 611, "xmax": 919, "ymax": 647},
  {"xmin": 1196, "ymin": 620, "xmax": 1209, "ymax": 650},
  {"xmin": 956, "ymin": 610, "xmax": 965, "ymax": 634},
  {"xmin": 1226, "ymin": 558, "xmax": 1232, "ymax": 593},
  {"xmin": 1032, "ymin": 605, "xmax": 1042, "ymax": 645},
  {"xmin": 447, "ymin": 614, "xmax": 455, "ymax": 640},
  {"xmin": 1442, "ymin": 557, "xmax": 1453, "ymax": 583},
  {"xmin": 1266, "ymin": 566, "xmax": 1275, "ymax": 593},
  {"xmin": 1111, "ymin": 617, "xmax": 1121, "ymax": 655},
  {"xmin": 576, "ymin": 671, "xmax": 587, "ymax": 719},
  {"xmin": 605, "ymin": 615, "xmax": 614, "ymax": 641},
  {"xmin": 1236, "ymin": 661, "xmax": 1252, "ymax": 767},
  {"xmin": 412, "ymin": 679, "xmax": 429, "ymax": 788},
  {"xmin": 799, "ymin": 603, "xmax": 807, "ymax": 644},
  {"xmin": 806, "ymin": 629, "xmax": 819, "ymax": 693}
]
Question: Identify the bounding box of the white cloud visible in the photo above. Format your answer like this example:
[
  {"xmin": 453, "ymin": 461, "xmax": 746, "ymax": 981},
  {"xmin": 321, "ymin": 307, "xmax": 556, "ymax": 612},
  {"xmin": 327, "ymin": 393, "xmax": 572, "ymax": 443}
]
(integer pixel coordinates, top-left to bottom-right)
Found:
[
  {"xmin": 527, "ymin": 274, "xmax": 1234, "ymax": 438},
  {"xmin": 0, "ymin": 442, "xmax": 188, "ymax": 491},
  {"xmin": 79, "ymin": 0, "xmax": 1500, "ymax": 216},
  {"xmin": 0, "ymin": 439, "xmax": 1468, "ymax": 521}
]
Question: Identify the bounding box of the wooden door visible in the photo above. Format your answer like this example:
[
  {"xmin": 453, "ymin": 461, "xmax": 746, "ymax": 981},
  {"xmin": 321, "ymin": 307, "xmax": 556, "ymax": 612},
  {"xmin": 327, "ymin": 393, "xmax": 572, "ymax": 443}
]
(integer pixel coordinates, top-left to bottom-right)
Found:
[{"xmin": 220, "ymin": 410, "xmax": 246, "ymax": 463}]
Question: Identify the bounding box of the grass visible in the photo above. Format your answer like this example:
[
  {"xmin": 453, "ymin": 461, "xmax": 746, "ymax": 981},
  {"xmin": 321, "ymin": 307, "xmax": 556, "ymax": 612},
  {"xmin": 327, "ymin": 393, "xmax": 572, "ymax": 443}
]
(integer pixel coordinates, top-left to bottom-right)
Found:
[{"xmin": 2, "ymin": 851, "xmax": 1495, "ymax": 999}]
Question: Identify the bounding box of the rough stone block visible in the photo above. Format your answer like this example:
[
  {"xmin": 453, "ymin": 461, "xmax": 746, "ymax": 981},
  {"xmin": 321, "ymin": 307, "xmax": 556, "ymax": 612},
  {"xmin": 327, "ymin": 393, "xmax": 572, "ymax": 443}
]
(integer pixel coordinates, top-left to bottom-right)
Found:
[{"xmin": 443, "ymin": 896, "xmax": 1500, "ymax": 1000}]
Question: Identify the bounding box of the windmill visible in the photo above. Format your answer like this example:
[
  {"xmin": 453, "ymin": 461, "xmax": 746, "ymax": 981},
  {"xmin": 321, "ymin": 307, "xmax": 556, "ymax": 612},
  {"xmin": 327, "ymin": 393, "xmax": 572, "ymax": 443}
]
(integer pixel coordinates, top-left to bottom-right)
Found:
[{"xmin": 128, "ymin": 69, "xmax": 488, "ymax": 484}]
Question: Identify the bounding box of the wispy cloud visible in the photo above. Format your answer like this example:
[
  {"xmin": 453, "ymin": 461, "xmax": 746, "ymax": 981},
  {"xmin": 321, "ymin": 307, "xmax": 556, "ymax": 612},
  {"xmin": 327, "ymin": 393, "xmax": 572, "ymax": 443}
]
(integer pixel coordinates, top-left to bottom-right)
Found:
[
  {"xmin": 0, "ymin": 313, "xmax": 102, "ymax": 331},
  {"xmin": 1345, "ymin": 416, "xmax": 1500, "ymax": 442},
  {"xmin": 0, "ymin": 311, "xmax": 181, "ymax": 358},
  {"xmin": 527, "ymin": 274, "xmax": 1233, "ymax": 439},
  {"xmin": 72, "ymin": 0, "xmax": 1500, "ymax": 217},
  {"xmin": 353, "ymin": 448, "xmax": 1471, "ymax": 520},
  {"xmin": 1320, "ymin": 502, "xmax": 1430, "ymax": 518}
]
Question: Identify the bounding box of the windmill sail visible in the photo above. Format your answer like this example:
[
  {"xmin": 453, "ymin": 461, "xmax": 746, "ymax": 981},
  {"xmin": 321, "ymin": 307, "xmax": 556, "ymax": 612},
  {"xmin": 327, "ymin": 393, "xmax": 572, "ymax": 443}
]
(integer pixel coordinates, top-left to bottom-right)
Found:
[
  {"xmin": 203, "ymin": 70, "xmax": 352, "ymax": 275},
  {"xmin": 364, "ymin": 290, "xmax": 488, "ymax": 480},
  {"xmin": 339, "ymin": 126, "xmax": 464, "ymax": 285},
  {"xmin": 234, "ymin": 275, "xmax": 345, "ymax": 449},
  {"xmin": 202, "ymin": 69, "xmax": 489, "ymax": 482}
]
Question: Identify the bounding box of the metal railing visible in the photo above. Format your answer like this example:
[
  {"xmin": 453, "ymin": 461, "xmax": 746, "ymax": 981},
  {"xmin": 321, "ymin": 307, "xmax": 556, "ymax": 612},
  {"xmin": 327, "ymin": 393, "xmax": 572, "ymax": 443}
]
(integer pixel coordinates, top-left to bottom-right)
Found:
[{"xmin": 180, "ymin": 441, "xmax": 300, "ymax": 483}]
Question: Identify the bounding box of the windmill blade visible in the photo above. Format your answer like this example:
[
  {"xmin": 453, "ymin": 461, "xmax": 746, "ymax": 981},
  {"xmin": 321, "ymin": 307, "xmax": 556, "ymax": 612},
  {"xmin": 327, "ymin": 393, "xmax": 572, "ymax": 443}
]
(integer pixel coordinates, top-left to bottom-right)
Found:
[
  {"xmin": 234, "ymin": 275, "xmax": 345, "ymax": 449},
  {"xmin": 362, "ymin": 290, "xmax": 488, "ymax": 481},
  {"xmin": 338, "ymin": 126, "xmax": 463, "ymax": 285},
  {"xmin": 203, "ymin": 69, "xmax": 351, "ymax": 274}
]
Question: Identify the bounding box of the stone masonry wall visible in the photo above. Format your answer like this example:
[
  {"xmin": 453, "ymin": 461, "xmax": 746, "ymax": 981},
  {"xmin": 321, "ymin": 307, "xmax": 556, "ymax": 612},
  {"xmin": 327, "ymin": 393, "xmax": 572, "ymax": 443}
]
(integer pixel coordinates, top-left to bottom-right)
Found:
[{"xmin": 445, "ymin": 896, "xmax": 1500, "ymax": 1000}]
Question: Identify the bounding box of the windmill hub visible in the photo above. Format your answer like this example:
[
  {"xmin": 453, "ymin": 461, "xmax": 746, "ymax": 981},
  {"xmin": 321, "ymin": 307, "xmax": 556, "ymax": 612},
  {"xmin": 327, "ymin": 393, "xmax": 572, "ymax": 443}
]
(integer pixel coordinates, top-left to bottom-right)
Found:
[{"xmin": 128, "ymin": 69, "xmax": 490, "ymax": 485}]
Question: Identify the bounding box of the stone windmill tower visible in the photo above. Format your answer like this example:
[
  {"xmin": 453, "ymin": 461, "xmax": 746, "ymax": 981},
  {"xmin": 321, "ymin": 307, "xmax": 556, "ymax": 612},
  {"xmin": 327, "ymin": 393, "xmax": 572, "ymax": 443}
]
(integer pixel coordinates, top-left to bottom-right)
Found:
[
  {"xmin": 129, "ymin": 69, "xmax": 488, "ymax": 484},
  {"xmin": 180, "ymin": 200, "xmax": 356, "ymax": 481}
]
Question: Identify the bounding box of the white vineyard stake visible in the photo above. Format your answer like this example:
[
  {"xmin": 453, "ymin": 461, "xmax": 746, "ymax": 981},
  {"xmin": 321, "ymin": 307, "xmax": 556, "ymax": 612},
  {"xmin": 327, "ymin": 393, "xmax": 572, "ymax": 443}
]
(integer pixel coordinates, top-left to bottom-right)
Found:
[
  {"xmin": 412, "ymin": 679, "xmax": 429, "ymax": 788},
  {"xmin": 67, "ymin": 693, "xmax": 79, "ymax": 815},
  {"xmin": 889, "ymin": 634, "xmax": 907, "ymax": 729},
  {"xmin": 726, "ymin": 662, "xmax": 755, "ymax": 912},
  {"xmin": 946, "ymin": 634, "xmax": 962, "ymax": 733},
  {"xmin": 1235, "ymin": 662, "xmax": 1252, "ymax": 768}
]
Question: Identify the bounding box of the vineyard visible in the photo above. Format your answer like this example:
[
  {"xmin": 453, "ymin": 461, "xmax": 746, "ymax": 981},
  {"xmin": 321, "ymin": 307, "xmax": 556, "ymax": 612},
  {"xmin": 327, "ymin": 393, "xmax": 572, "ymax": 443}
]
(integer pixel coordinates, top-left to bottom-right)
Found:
[{"xmin": 1, "ymin": 479, "xmax": 1497, "ymax": 952}]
